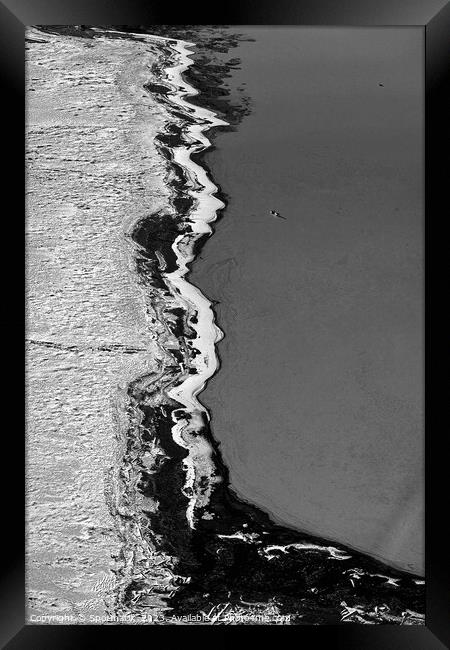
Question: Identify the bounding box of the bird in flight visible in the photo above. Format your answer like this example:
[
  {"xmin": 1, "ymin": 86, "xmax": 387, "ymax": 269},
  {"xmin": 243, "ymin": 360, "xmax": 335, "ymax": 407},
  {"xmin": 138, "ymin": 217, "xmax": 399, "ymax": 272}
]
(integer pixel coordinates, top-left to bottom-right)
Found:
[{"xmin": 269, "ymin": 210, "xmax": 286, "ymax": 220}]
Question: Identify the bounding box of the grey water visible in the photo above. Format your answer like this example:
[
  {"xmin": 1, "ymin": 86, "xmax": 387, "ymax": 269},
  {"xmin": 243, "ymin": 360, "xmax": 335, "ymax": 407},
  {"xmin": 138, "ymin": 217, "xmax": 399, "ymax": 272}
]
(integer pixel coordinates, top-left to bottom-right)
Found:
[{"xmin": 190, "ymin": 27, "xmax": 424, "ymax": 574}]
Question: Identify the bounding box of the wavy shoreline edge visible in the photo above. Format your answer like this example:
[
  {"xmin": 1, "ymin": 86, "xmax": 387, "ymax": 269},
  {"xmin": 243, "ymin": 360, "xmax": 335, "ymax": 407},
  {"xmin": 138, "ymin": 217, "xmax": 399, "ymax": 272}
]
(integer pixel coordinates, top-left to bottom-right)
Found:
[
  {"xmin": 110, "ymin": 31, "xmax": 233, "ymax": 617},
  {"xmin": 105, "ymin": 31, "xmax": 426, "ymax": 625}
]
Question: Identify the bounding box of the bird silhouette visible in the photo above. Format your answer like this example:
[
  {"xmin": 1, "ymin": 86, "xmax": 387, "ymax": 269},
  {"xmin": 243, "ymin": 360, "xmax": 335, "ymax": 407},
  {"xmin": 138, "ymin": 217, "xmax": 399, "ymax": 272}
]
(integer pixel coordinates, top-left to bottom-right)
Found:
[{"xmin": 269, "ymin": 209, "xmax": 286, "ymax": 220}]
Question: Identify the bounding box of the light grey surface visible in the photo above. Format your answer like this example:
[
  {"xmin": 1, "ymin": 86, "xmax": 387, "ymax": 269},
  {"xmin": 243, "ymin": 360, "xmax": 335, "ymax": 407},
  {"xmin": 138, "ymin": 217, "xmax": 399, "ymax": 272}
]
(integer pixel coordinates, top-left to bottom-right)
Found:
[
  {"xmin": 191, "ymin": 27, "xmax": 424, "ymax": 574},
  {"xmin": 25, "ymin": 30, "xmax": 171, "ymax": 618}
]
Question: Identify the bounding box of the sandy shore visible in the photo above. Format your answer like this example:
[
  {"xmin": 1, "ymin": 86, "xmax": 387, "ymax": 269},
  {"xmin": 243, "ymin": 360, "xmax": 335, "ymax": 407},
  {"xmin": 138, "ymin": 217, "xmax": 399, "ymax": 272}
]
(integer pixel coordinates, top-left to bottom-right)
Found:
[{"xmin": 25, "ymin": 28, "xmax": 173, "ymax": 620}]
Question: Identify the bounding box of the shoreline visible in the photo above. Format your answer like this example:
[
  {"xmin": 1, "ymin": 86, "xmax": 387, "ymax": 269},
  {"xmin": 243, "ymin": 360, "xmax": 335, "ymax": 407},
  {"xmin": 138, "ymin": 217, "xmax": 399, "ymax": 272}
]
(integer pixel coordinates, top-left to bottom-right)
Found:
[
  {"xmin": 113, "ymin": 31, "xmax": 425, "ymax": 624},
  {"xmin": 26, "ymin": 26, "xmax": 425, "ymax": 625}
]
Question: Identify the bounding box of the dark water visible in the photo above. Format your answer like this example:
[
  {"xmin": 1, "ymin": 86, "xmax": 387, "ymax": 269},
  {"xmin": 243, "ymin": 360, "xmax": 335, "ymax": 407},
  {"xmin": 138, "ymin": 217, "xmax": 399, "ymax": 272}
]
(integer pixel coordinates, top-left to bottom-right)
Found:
[{"xmin": 191, "ymin": 27, "xmax": 424, "ymax": 574}]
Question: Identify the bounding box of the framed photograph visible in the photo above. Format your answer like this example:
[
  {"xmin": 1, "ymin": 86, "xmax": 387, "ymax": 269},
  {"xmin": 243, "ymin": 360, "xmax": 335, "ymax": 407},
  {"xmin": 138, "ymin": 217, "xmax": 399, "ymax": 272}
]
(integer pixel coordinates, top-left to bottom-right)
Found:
[{"xmin": 1, "ymin": 0, "xmax": 447, "ymax": 645}]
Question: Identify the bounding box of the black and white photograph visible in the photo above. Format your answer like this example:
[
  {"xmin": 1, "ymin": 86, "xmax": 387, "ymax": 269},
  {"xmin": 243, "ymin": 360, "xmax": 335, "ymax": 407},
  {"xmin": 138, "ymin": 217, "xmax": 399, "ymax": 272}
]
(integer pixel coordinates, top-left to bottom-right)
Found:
[{"xmin": 3, "ymin": 3, "xmax": 442, "ymax": 638}]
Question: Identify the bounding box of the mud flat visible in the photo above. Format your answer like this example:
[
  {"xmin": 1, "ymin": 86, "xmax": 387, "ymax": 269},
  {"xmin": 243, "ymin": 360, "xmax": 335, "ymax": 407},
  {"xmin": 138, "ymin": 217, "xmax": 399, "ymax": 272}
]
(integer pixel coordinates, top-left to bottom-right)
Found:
[{"xmin": 25, "ymin": 28, "xmax": 174, "ymax": 620}]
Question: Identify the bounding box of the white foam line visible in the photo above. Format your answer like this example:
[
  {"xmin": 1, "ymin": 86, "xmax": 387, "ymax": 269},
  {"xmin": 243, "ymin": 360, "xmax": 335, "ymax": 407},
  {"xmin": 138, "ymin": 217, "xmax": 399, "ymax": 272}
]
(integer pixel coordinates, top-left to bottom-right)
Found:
[
  {"xmin": 140, "ymin": 36, "xmax": 229, "ymax": 528},
  {"xmin": 164, "ymin": 42, "xmax": 227, "ymax": 409},
  {"xmin": 91, "ymin": 31, "xmax": 228, "ymax": 529},
  {"xmin": 90, "ymin": 30, "xmax": 227, "ymax": 423},
  {"xmin": 261, "ymin": 543, "xmax": 352, "ymax": 561}
]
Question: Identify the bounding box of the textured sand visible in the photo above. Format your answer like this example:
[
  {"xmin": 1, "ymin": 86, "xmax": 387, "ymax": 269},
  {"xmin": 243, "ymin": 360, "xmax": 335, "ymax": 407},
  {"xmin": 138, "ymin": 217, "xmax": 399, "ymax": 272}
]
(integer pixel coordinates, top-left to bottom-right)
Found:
[{"xmin": 25, "ymin": 28, "xmax": 170, "ymax": 620}]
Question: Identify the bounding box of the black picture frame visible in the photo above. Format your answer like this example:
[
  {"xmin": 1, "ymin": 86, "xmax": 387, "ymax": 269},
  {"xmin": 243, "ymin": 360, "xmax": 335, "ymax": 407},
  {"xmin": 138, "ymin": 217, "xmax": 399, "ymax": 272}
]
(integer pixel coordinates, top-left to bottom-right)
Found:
[{"xmin": 3, "ymin": 0, "xmax": 447, "ymax": 646}]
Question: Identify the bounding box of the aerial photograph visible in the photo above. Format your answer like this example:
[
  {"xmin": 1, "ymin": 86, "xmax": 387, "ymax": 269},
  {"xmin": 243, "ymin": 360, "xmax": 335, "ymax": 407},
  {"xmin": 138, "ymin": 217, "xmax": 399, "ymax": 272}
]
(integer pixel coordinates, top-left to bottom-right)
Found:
[{"xmin": 26, "ymin": 25, "xmax": 424, "ymax": 625}]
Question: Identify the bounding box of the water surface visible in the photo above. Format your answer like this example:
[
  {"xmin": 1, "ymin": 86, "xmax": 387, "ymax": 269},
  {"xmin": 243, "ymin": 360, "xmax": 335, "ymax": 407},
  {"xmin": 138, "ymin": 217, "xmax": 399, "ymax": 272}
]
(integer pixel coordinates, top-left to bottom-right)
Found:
[{"xmin": 191, "ymin": 27, "xmax": 424, "ymax": 574}]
